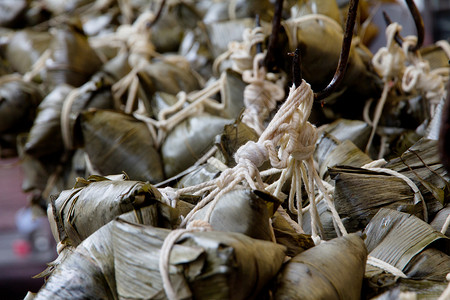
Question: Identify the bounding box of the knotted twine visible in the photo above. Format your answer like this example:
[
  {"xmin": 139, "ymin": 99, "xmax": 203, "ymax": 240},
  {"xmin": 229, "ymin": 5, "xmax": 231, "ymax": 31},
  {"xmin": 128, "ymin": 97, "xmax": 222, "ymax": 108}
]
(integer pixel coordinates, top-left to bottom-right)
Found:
[
  {"xmin": 241, "ymin": 53, "xmax": 285, "ymax": 135},
  {"xmin": 158, "ymin": 80, "xmax": 349, "ymax": 299},
  {"xmin": 133, "ymin": 71, "xmax": 229, "ymax": 147},
  {"xmin": 402, "ymin": 39, "xmax": 449, "ymax": 118},
  {"xmin": 212, "ymin": 25, "xmax": 266, "ymax": 75},
  {"xmin": 110, "ymin": 11, "xmax": 158, "ymax": 113},
  {"xmin": 366, "ymin": 22, "xmax": 405, "ymax": 154}
]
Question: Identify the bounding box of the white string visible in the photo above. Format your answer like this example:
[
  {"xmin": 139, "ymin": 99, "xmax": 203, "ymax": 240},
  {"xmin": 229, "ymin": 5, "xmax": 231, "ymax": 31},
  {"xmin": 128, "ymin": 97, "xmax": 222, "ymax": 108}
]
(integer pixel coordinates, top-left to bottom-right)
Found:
[
  {"xmin": 367, "ymin": 255, "xmax": 407, "ymax": 278},
  {"xmin": 60, "ymin": 80, "xmax": 99, "ymax": 150},
  {"xmin": 159, "ymin": 220, "xmax": 212, "ymax": 300},
  {"xmin": 241, "ymin": 53, "xmax": 285, "ymax": 135},
  {"xmin": 438, "ymin": 273, "xmax": 450, "ymax": 300},
  {"xmin": 133, "ymin": 72, "xmax": 227, "ymax": 148},
  {"xmin": 212, "ymin": 25, "xmax": 267, "ymax": 75},
  {"xmin": 361, "ymin": 163, "xmax": 428, "ymax": 222},
  {"xmin": 441, "ymin": 213, "xmax": 450, "ymax": 235},
  {"xmin": 366, "ymin": 23, "xmax": 405, "ymax": 154}
]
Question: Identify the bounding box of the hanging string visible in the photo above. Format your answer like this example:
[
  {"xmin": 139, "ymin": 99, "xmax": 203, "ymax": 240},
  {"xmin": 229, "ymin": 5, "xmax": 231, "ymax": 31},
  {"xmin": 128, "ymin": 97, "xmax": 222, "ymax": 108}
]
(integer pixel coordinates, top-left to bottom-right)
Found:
[
  {"xmin": 402, "ymin": 38, "xmax": 448, "ymax": 118},
  {"xmin": 212, "ymin": 25, "xmax": 267, "ymax": 75},
  {"xmin": 366, "ymin": 23, "xmax": 405, "ymax": 154},
  {"xmin": 241, "ymin": 53, "xmax": 285, "ymax": 135}
]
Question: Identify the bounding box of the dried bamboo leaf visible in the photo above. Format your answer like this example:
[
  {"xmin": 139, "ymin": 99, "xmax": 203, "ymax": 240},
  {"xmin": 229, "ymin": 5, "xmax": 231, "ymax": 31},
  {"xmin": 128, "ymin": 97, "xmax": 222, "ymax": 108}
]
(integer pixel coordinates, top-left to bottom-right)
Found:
[
  {"xmin": 34, "ymin": 206, "xmax": 163, "ymax": 299},
  {"xmin": 219, "ymin": 69, "xmax": 246, "ymax": 119},
  {"xmin": 161, "ymin": 113, "xmax": 233, "ymax": 177},
  {"xmin": 51, "ymin": 176, "xmax": 176, "ymax": 247},
  {"xmin": 431, "ymin": 204, "xmax": 450, "ymax": 237},
  {"xmin": 191, "ymin": 189, "xmax": 279, "ymax": 241},
  {"xmin": 274, "ymin": 233, "xmax": 367, "ymax": 300},
  {"xmin": 403, "ymin": 248, "xmax": 450, "ymax": 281},
  {"xmin": 6, "ymin": 29, "xmax": 52, "ymax": 75},
  {"xmin": 318, "ymin": 139, "xmax": 372, "ymax": 179},
  {"xmin": 272, "ymin": 211, "xmax": 315, "ymax": 257},
  {"xmin": 78, "ymin": 109, "xmax": 165, "ymax": 183},
  {"xmin": 203, "ymin": 1, "xmax": 273, "ymax": 24},
  {"xmin": 137, "ymin": 59, "xmax": 201, "ymax": 96},
  {"xmin": 24, "ymin": 84, "xmax": 73, "ymax": 156},
  {"xmin": 33, "ymin": 222, "xmax": 116, "ymax": 300},
  {"xmin": 0, "ymin": 76, "xmax": 43, "ymax": 134},
  {"xmin": 421, "ymin": 44, "xmax": 450, "ymax": 70},
  {"xmin": 113, "ymin": 219, "xmax": 286, "ymax": 300},
  {"xmin": 46, "ymin": 19, "xmax": 103, "ymax": 88},
  {"xmin": 205, "ymin": 18, "xmax": 262, "ymax": 58},
  {"xmin": 366, "ymin": 278, "xmax": 448, "ymax": 300},
  {"xmin": 302, "ymin": 199, "xmax": 337, "ymax": 240},
  {"xmin": 282, "ymin": 16, "xmax": 379, "ymax": 97},
  {"xmin": 330, "ymin": 166, "xmax": 425, "ymax": 232},
  {"xmin": 321, "ymin": 118, "xmax": 371, "ymax": 151},
  {"xmin": 290, "ymin": 0, "xmax": 341, "ymax": 24},
  {"xmin": 363, "ymin": 208, "xmax": 449, "ymax": 272},
  {"xmin": 385, "ymin": 138, "xmax": 450, "ymax": 210},
  {"xmin": 176, "ymin": 162, "xmax": 221, "ymax": 189},
  {"xmin": 217, "ymin": 117, "xmax": 259, "ymax": 167}
]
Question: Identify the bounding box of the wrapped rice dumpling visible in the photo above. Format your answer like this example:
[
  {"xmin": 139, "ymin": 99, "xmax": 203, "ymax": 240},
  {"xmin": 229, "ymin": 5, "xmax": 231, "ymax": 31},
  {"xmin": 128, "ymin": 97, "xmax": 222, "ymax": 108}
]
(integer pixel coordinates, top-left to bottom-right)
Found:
[
  {"xmin": 32, "ymin": 204, "xmax": 170, "ymax": 300},
  {"xmin": 288, "ymin": 0, "xmax": 341, "ymax": 24},
  {"xmin": 330, "ymin": 165, "xmax": 426, "ymax": 232},
  {"xmin": 191, "ymin": 189, "xmax": 280, "ymax": 241},
  {"xmin": 271, "ymin": 211, "xmax": 315, "ymax": 257},
  {"xmin": 25, "ymin": 50, "xmax": 127, "ymax": 157},
  {"xmin": 176, "ymin": 162, "xmax": 221, "ymax": 189},
  {"xmin": 77, "ymin": 109, "xmax": 164, "ymax": 182},
  {"xmin": 0, "ymin": 76, "xmax": 43, "ymax": 134},
  {"xmin": 24, "ymin": 84, "xmax": 73, "ymax": 157},
  {"xmin": 46, "ymin": 18, "xmax": 102, "ymax": 88},
  {"xmin": 364, "ymin": 208, "xmax": 450, "ymax": 280},
  {"xmin": 32, "ymin": 221, "xmax": 117, "ymax": 300},
  {"xmin": 383, "ymin": 138, "xmax": 449, "ymax": 213},
  {"xmin": 274, "ymin": 233, "xmax": 367, "ymax": 300},
  {"xmin": 51, "ymin": 175, "xmax": 176, "ymax": 247},
  {"xmin": 0, "ymin": 0, "xmax": 27, "ymax": 27},
  {"xmin": 216, "ymin": 117, "xmax": 259, "ymax": 167},
  {"xmin": 138, "ymin": 59, "xmax": 201, "ymax": 97},
  {"xmin": 5, "ymin": 29, "xmax": 52, "ymax": 75},
  {"xmin": 113, "ymin": 219, "xmax": 286, "ymax": 300},
  {"xmin": 161, "ymin": 113, "xmax": 233, "ymax": 177}
]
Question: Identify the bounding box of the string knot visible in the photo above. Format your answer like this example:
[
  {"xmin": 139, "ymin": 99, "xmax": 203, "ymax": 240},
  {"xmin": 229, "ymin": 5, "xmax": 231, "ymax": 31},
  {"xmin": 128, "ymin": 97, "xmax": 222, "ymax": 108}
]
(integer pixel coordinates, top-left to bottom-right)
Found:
[
  {"xmin": 291, "ymin": 122, "xmax": 318, "ymax": 161},
  {"xmin": 234, "ymin": 140, "xmax": 268, "ymax": 168},
  {"xmin": 372, "ymin": 23, "xmax": 405, "ymax": 80}
]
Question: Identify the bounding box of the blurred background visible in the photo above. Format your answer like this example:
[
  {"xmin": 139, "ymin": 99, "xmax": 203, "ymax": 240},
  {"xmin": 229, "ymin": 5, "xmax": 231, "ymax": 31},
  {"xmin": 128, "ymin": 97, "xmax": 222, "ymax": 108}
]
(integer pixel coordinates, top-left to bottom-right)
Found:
[{"xmin": 0, "ymin": 0, "xmax": 448, "ymax": 299}]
